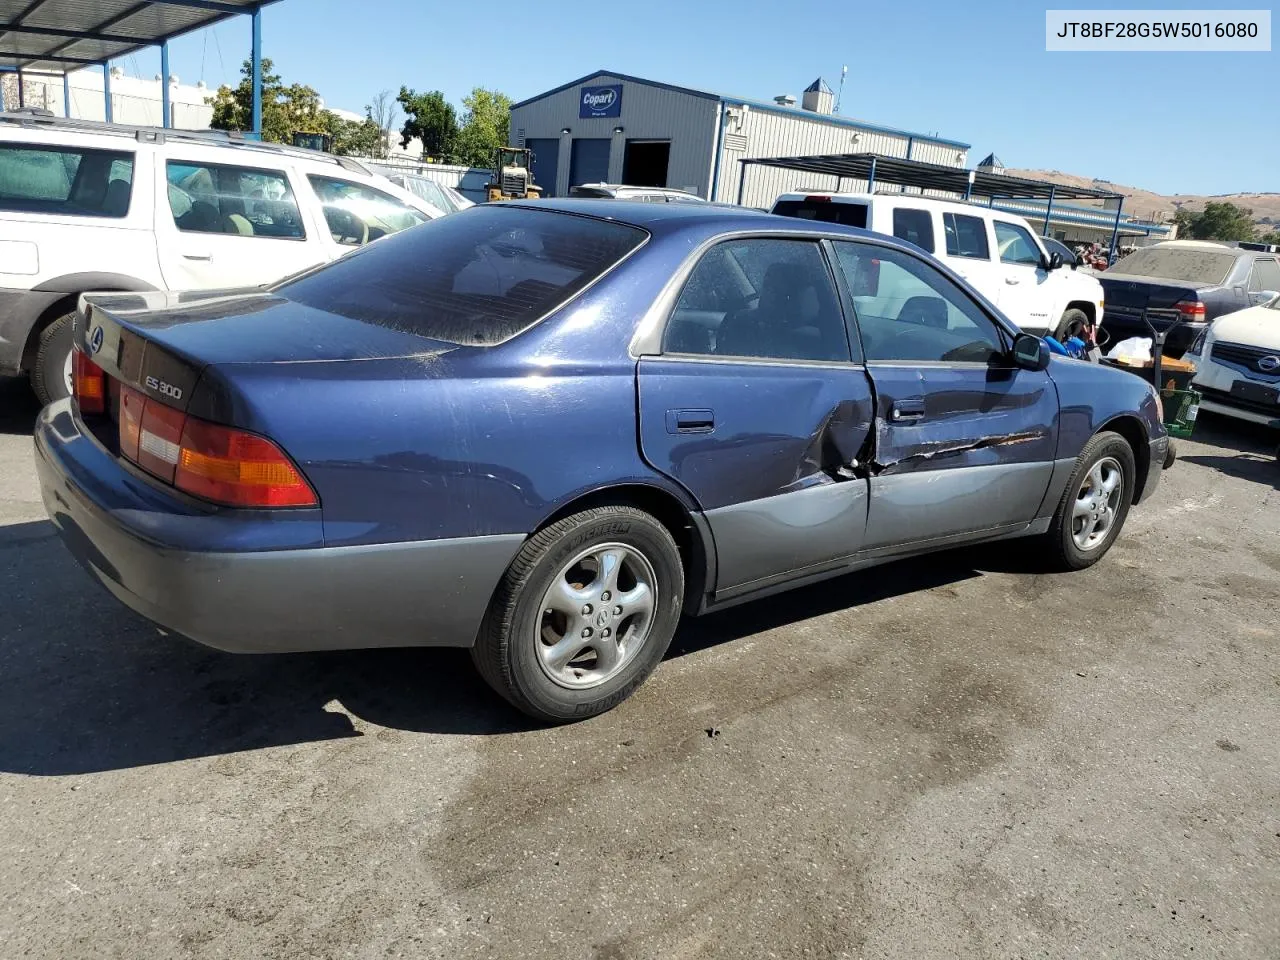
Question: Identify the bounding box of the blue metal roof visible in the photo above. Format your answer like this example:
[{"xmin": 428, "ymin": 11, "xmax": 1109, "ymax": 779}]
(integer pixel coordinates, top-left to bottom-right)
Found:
[
  {"xmin": 511, "ymin": 69, "xmax": 971, "ymax": 150},
  {"xmin": 990, "ymin": 198, "xmax": 1172, "ymax": 234}
]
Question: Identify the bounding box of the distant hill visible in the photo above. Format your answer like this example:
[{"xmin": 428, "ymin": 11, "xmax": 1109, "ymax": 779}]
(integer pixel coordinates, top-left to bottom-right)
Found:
[{"xmin": 1007, "ymin": 168, "xmax": 1280, "ymax": 228}]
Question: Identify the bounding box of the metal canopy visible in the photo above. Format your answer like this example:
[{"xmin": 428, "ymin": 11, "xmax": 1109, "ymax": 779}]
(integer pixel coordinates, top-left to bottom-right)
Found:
[
  {"xmin": 740, "ymin": 152, "xmax": 1123, "ymax": 202},
  {"xmin": 0, "ymin": 0, "xmax": 273, "ymax": 72}
]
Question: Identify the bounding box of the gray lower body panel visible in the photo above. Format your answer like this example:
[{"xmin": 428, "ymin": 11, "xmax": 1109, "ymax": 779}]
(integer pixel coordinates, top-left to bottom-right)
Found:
[
  {"xmin": 704, "ymin": 480, "xmax": 867, "ymax": 594},
  {"xmin": 35, "ymin": 409, "xmax": 523, "ymax": 653},
  {"xmin": 864, "ymin": 460, "xmax": 1054, "ymax": 549},
  {"xmin": 0, "ymin": 286, "xmax": 62, "ymax": 375}
]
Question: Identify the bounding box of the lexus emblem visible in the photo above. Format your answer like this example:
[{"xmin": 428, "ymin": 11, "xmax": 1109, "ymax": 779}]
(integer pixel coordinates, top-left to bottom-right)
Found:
[
  {"xmin": 1259, "ymin": 355, "xmax": 1280, "ymax": 372},
  {"xmin": 88, "ymin": 325, "xmax": 104, "ymax": 355}
]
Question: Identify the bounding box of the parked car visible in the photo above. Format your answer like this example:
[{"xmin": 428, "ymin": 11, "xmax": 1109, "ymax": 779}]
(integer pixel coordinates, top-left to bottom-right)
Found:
[
  {"xmin": 383, "ymin": 171, "xmax": 474, "ymax": 214},
  {"xmin": 0, "ymin": 111, "xmax": 442, "ymax": 404},
  {"xmin": 570, "ymin": 183, "xmax": 706, "ymax": 203},
  {"xmin": 36, "ymin": 201, "xmax": 1170, "ymax": 722},
  {"xmin": 771, "ymin": 192, "xmax": 1106, "ymax": 341},
  {"xmin": 1184, "ymin": 292, "xmax": 1280, "ymax": 428},
  {"xmin": 1098, "ymin": 240, "xmax": 1280, "ymax": 357}
]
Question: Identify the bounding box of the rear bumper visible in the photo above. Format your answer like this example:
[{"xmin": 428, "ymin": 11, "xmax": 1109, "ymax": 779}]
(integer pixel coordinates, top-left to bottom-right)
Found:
[{"xmin": 35, "ymin": 401, "xmax": 522, "ymax": 653}]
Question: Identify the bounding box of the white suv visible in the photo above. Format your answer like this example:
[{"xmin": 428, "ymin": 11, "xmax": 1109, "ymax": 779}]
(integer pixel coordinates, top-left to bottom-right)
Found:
[
  {"xmin": 0, "ymin": 111, "xmax": 442, "ymax": 402},
  {"xmin": 771, "ymin": 192, "xmax": 1106, "ymax": 340}
]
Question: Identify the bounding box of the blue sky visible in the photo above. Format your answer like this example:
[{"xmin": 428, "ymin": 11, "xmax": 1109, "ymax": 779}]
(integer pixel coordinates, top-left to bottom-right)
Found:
[{"xmin": 108, "ymin": 0, "xmax": 1275, "ymax": 196}]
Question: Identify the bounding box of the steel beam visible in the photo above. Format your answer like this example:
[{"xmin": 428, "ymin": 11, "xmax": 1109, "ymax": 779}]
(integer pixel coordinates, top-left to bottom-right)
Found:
[
  {"xmin": 62, "ymin": 70, "xmax": 70, "ymax": 116},
  {"xmin": 102, "ymin": 61, "xmax": 112, "ymax": 122},
  {"xmin": 250, "ymin": 6, "xmax": 261, "ymax": 136},
  {"xmin": 160, "ymin": 39, "xmax": 170, "ymax": 127},
  {"xmin": 0, "ymin": 23, "xmax": 141, "ymax": 44},
  {"xmin": 1043, "ymin": 185, "xmax": 1055, "ymax": 236},
  {"xmin": 1108, "ymin": 198, "xmax": 1124, "ymax": 262}
]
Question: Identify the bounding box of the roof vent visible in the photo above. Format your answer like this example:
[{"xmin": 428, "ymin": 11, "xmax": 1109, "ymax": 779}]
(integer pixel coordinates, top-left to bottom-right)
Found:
[{"xmin": 773, "ymin": 94, "xmax": 796, "ymax": 107}]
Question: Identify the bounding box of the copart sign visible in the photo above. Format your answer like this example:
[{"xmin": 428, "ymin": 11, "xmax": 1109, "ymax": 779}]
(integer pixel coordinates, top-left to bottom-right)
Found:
[{"xmin": 579, "ymin": 84, "xmax": 622, "ymax": 118}]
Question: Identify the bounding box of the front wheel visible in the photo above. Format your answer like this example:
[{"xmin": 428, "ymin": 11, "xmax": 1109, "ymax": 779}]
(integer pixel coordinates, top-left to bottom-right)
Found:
[
  {"xmin": 1053, "ymin": 307, "xmax": 1091, "ymax": 343},
  {"xmin": 1040, "ymin": 431, "xmax": 1136, "ymax": 571},
  {"xmin": 471, "ymin": 506, "xmax": 685, "ymax": 722}
]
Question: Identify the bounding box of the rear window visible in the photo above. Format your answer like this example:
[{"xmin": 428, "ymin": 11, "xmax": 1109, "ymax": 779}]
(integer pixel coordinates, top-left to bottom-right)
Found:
[
  {"xmin": 1109, "ymin": 247, "xmax": 1238, "ymax": 285},
  {"xmin": 275, "ymin": 206, "xmax": 647, "ymax": 345},
  {"xmin": 772, "ymin": 199, "xmax": 868, "ymax": 228},
  {"xmin": 943, "ymin": 212, "xmax": 989, "ymax": 259},
  {"xmin": 0, "ymin": 142, "xmax": 134, "ymax": 217},
  {"xmin": 891, "ymin": 207, "xmax": 935, "ymax": 253}
]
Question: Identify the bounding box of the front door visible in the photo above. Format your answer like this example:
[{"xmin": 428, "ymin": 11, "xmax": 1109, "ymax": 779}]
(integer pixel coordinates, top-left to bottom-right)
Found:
[
  {"xmin": 637, "ymin": 237, "xmax": 875, "ymax": 595},
  {"xmin": 155, "ymin": 158, "xmax": 322, "ymax": 291},
  {"xmin": 830, "ymin": 240, "xmax": 1058, "ymax": 552},
  {"xmin": 993, "ymin": 218, "xmax": 1055, "ymax": 333}
]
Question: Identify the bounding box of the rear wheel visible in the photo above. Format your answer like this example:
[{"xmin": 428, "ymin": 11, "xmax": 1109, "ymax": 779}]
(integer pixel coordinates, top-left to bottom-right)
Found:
[
  {"xmin": 1053, "ymin": 307, "xmax": 1091, "ymax": 343},
  {"xmin": 31, "ymin": 311, "xmax": 75, "ymax": 405},
  {"xmin": 472, "ymin": 505, "xmax": 684, "ymax": 723},
  {"xmin": 1040, "ymin": 431, "xmax": 1135, "ymax": 571}
]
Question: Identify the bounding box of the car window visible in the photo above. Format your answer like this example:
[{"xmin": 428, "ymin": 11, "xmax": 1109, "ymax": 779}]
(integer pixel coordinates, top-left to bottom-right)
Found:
[
  {"xmin": 1042, "ymin": 236, "xmax": 1077, "ymax": 266},
  {"xmin": 892, "ymin": 207, "xmax": 935, "ymax": 253},
  {"xmin": 1249, "ymin": 258, "xmax": 1280, "ymax": 293},
  {"xmin": 664, "ymin": 238, "xmax": 850, "ymax": 363},
  {"xmin": 832, "ymin": 241, "xmax": 1005, "ymax": 364},
  {"xmin": 994, "ymin": 221, "xmax": 1042, "ymax": 266},
  {"xmin": 308, "ymin": 175, "xmax": 430, "ymax": 246},
  {"xmin": 771, "ymin": 199, "xmax": 868, "ymax": 228},
  {"xmin": 0, "ymin": 143, "xmax": 134, "ymax": 218},
  {"xmin": 399, "ymin": 176, "xmax": 450, "ymax": 214},
  {"xmin": 943, "ymin": 212, "xmax": 990, "ymax": 260},
  {"xmin": 275, "ymin": 205, "xmax": 645, "ymax": 345},
  {"xmin": 166, "ymin": 161, "xmax": 304, "ymax": 239}
]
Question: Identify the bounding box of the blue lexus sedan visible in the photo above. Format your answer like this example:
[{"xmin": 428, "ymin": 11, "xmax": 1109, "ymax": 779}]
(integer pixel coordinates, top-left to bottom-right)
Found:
[{"xmin": 35, "ymin": 201, "xmax": 1170, "ymax": 721}]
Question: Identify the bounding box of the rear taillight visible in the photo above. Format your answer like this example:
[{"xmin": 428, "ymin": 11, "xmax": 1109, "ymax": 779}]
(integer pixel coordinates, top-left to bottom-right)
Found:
[
  {"xmin": 176, "ymin": 418, "xmax": 317, "ymax": 507},
  {"xmin": 115, "ymin": 386, "xmax": 317, "ymax": 508},
  {"xmin": 72, "ymin": 349, "xmax": 106, "ymax": 414},
  {"xmin": 1175, "ymin": 300, "xmax": 1207, "ymax": 322}
]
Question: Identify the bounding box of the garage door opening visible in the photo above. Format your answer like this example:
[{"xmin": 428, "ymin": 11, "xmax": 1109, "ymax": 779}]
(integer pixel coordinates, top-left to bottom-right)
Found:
[{"xmin": 622, "ymin": 140, "xmax": 670, "ymax": 188}]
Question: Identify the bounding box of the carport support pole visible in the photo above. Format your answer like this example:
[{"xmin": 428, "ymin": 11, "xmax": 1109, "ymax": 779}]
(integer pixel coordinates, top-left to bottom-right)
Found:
[
  {"xmin": 16, "ymin": 69, "xmax": 23, "ymax": 108},
  {"xmin": 867, "ymin": 156, "xmax": 877, "ymax": 194},
  {"xmin": 1108, "ymin": 197, "xmax": 1124, "ymax": 261},
  {"xmin": 102, "ymin": 63, "xmax": 112, "ymax": 123},
  {"xmin": 161, "ymin": 40, "xmax": 171, "ymax": 128},
  {"xmin": 250, "ymin": 7, "xmax": 263, "ymax": 137},
  {"xmin": 63, "ymin": 72, "xmax": 71, "ymax": 118},
  {"xmin": 1042, "ymin": 186, "xmax": 1055, "ymax": 236},
  {"xmin": 736, "ymin": 161, "xmax": 747, "ymax": 206}
]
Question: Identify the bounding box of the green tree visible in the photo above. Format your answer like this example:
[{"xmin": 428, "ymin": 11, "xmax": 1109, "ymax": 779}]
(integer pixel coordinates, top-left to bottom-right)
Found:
[
  {"xmin": 1173, "ymin": 201, "xmax": 1259, "ymax": 242},
  {"xmin": 207, "ymin": 57, "xmax": 326, "ymax": 144},
  {"xmin": 322, "ymin": 111, "xmax": 383, "ymax": 157},
  {"xmin": 454, "ymin": 87, "xmax": 512, "ymax": 167},
  {"xmin": 396, "ymin": 87, "xmax": 458, "ymax": 160}
]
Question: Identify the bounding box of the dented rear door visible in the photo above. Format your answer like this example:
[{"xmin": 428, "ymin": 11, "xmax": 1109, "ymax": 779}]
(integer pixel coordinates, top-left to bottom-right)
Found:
[{"xmin": 636, "ymin": 236, "xmax": 874, "ymax": 596}]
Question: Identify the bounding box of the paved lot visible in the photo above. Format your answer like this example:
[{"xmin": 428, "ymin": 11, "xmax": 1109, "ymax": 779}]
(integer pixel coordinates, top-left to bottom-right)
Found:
[{"xmin": 1, "ymin": 373, "xmax": 1277, "ymax": 960}]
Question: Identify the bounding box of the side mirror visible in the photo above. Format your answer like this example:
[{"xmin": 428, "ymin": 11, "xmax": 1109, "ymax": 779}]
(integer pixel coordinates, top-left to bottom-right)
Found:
[
  {"xmin": 1048, "ymin": 251, "xmax": 1064, "ymax": 270},
  {"xmin": 1249, "ymin": 289, "xmax": 1279, "ymax": 306},
  {"xmin": 1011, "ymin": 332, "xmax": 1050, "ymax": 371}
]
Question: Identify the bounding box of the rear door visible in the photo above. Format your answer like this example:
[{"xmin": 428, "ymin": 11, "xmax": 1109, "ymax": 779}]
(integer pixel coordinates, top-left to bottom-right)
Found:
[
  {"xmin": 830, "ymin": 239, "xmax": 1058, "ymax": 552},
  {"xmin": 938, "ymin": 209, "xmax": 1001, "ymax": 303},
  {"xmin": 155, "ymin": 156, "xmax": 321, "ymax": 290},
  {"xmin": 637, "ymin": 236, "xmax": 874, "ymax": 597}
]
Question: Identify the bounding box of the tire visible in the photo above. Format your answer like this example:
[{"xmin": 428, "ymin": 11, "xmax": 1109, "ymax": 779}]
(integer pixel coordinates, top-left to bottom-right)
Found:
[
  {"xmin": 31, "ymin": 311, "xmax": 75, "ymax": 406},
  {"xmin": 471, "ymin": 505, "xmax": 685, "ymax": 723},
  {"xmin": 1053, "ymin": 307, "xmax": 1090, "ymax": 343},
  {"xmin": 1041, "ymin": 430, "xmax": 1136, "ymax": 571}
]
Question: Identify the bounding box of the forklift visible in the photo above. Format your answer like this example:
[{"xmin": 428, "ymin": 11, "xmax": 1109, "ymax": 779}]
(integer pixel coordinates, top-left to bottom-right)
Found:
[{"xmin": 486, "ymin": 147, "xmax": 542, "ymax": 202}]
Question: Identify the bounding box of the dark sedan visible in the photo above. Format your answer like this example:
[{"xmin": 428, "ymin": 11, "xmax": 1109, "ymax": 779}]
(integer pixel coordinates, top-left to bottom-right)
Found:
[{"xmin": 36, "ymin": 201, "xmax": 1170, "ymax": 722}]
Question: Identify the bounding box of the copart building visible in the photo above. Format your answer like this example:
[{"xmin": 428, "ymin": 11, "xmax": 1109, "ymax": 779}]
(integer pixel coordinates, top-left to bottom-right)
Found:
[{"xmin": 509, "ymin": 70, "xmax": 970, "ymax": 207}]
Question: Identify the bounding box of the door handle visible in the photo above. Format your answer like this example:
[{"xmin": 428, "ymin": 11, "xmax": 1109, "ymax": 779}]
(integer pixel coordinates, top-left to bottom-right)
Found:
[
  {"xmin": 183, "ymin": 253, "xmax": 213, "ymax": 261},
  {"xmin": 890, "ymin": 399, "xmax": 925, "ymax": 422},
  {"xmin": 666, "ymin": 408, "xmax": 715, "ymax": 434},
  {"xmin": 1004, "ymin": 277, "xmax": 1020, "ymax": 285}
]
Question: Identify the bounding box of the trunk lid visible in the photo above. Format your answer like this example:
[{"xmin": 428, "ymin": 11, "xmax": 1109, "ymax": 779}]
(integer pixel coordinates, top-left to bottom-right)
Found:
[{"xmin": 1098, "ymin": 274, "xmax": 1208, "ymax": 332}]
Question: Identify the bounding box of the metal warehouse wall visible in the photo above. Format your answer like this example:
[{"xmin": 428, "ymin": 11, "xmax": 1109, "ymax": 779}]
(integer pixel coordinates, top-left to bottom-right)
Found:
[
  {"xmin": 716, "ymin": 106, "xmax": 968, "ymax": 208},
  {"xmin": 510, "ymin": 74, "xmax": 721, "ymax": 198}
]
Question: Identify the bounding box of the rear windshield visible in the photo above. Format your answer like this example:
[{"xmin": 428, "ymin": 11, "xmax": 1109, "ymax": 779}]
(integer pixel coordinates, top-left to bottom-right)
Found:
[
  {"xmin": 0, "ymin": 142, "xmax": 134, "ymax": 217},
  {"xmin": 772, "ymin": 200, "xmax": 868, "ymax": 228},
  {"xmin": 275, "ymin": 206, "xmax": 647, "ymax": 345},
  {"xmin": 1109, "ymin": 247, "xmax": 1237, "ymax": 285}
]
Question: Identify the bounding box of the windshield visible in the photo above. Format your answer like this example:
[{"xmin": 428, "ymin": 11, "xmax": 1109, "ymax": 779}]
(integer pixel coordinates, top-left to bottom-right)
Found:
[
  {"xmin": 1108, "ymin": 247, "xmax": 1237, "ymax": 285},
  {"xmin": 275, "ymin": 206, "xmax": 647, "ymax": 345}
]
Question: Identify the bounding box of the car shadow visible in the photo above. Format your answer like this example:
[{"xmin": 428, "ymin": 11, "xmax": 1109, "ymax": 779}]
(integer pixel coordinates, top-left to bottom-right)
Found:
[
  {"xmin": 0, "ymin": 376, "xmax": 39, "ymax": 436},
  {"xmin": 1179, "ymin": 411, "xmax": 1279, "ymax": 489},
  {"xmin": 0, "ymin": 517, "xmax": 1006, "ymax": 776}
]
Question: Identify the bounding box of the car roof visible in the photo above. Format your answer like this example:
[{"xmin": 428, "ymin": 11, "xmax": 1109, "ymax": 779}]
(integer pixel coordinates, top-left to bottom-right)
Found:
[
  {"xmin": 501, "ymin": 197, "xmax": 927, "ymax": 249},
  {"xmin": 774, "ymin": 190, "xmax": 1014, "ymax": 218}
]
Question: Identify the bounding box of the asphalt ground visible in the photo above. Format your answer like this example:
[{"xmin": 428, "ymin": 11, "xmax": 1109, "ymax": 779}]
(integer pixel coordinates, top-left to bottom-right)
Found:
[{"xmin": 1, "ymin": 373, "xmax": 1277, "ymax": 959}]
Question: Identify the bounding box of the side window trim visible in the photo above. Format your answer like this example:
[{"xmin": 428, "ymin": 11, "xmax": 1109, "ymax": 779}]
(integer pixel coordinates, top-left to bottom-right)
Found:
[
  {"xmin": 828, "ymin": 237, "xmax": 1013, "ymax": 366},
  {"xmin": 659, "ymin": 234, "xmax": 856, "ymax": 364}
]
